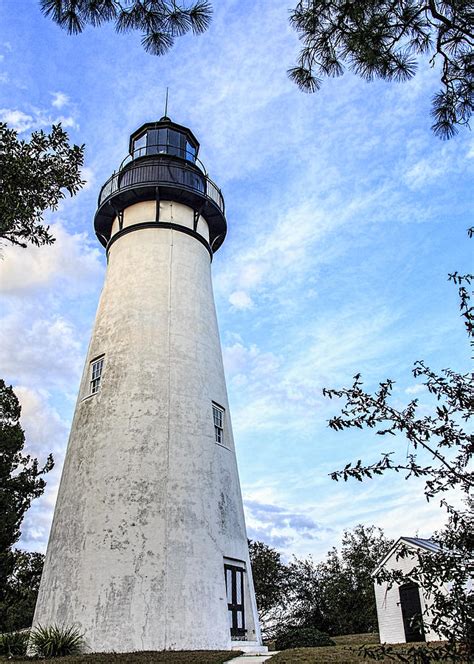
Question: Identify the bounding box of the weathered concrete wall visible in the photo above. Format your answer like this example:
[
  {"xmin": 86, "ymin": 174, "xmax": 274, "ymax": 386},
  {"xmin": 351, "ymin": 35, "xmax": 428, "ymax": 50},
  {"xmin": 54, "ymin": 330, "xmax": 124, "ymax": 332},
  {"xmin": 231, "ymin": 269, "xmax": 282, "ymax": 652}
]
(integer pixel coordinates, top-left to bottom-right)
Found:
[
  {"xmin": 33, "ymin": 202, "xmax": 262, "ymax": 652},
  {"xmin": 375, "ymin": 543, "xmax": 446, "ymax": 643}
]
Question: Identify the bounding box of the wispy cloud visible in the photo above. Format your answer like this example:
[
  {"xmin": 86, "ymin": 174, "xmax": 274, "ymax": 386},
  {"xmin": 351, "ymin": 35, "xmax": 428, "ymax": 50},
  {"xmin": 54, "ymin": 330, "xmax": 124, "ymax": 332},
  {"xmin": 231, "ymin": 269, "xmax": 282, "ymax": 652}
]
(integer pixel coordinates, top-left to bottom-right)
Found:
[
  {"xmin": 51, "ymin": 91, "xmax": 70, "ymax": 109},
  {"xmin": 245, "ymin": 498, "xmax": 330, "ymax": 551},
  {"xmin": 241, "ymin": 473, "xmax": 457, "ymax": 560},
  {"xmin": 222, "ymin": 301, "xmax": 404, "ymax": 440}
]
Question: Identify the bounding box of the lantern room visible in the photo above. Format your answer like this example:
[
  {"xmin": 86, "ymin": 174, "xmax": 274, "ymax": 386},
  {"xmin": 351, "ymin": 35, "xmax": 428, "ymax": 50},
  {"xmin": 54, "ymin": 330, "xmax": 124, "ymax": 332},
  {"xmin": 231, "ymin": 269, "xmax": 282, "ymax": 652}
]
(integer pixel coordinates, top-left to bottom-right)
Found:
[
  {"xmin": 94, "ymin": 116, "xmax": 226, "ymax": 254},
  {"xmin": 129, "ymin": 116, "xmax": 200, "ymax": 165}
]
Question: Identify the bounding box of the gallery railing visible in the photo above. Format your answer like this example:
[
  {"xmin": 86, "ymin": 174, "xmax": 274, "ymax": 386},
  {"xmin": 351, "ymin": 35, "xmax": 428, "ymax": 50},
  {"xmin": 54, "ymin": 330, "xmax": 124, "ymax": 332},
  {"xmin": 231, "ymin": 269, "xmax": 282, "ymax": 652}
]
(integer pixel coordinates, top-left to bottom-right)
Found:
[{"xmin": 98, "ymin": 158, "xmax": 225, "ymax": 216}]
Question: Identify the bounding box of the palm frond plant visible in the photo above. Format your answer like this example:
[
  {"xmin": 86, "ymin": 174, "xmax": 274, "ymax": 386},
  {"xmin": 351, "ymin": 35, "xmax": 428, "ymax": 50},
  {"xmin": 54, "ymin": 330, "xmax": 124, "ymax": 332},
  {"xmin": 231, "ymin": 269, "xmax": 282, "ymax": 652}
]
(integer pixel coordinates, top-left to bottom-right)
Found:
[{"xmin": 29, "ymin": 624, "xmax": 84, "ymax": 658}]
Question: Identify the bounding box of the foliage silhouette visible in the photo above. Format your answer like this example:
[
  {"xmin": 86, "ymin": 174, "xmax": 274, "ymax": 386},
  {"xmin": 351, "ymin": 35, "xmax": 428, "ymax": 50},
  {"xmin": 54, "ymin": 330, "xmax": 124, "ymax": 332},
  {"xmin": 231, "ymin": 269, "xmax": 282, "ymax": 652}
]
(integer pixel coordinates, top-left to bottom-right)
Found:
[
  {"xmin": 41, "ymin": 0, "xmax": 212, "ymax": 57},
  {"xmin": 0, "ymin": 380, "xmax": 54, "ymax": 632},
  {"xmin": 0, "ymin": 629, "xmax": 29, "ymax": 657},
  {"xmin": 0, "ymin": 123, "xmax": 84, "ymax": 249},
  {"xmin": 324, "ymin": 229, "xmax": 473, "ymax": 661},
  {"xmin": 249, "ymin": 525, "xmax": 393, "ymax": 638},
  {"xmin": 0, "ymin": 550, "xmax": 44, "ymax": 632},
  {"xmin": 289, "ymin": 1, "xmax": 474, "ymax": 138}
]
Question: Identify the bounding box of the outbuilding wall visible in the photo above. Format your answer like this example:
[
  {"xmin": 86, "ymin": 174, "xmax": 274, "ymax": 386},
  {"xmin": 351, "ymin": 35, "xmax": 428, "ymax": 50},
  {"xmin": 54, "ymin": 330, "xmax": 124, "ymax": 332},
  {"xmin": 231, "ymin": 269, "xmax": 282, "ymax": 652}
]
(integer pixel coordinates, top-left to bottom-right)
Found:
[{"xmin": 374, "ymin": 543, "xmax": 446, "ymax": 644}]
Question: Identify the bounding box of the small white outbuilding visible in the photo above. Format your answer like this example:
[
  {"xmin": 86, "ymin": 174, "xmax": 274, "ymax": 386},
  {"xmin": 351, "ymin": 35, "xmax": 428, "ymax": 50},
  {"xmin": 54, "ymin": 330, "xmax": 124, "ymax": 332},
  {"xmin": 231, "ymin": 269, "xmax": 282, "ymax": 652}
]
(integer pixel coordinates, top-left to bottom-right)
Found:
[{"xmin": 373, "ymin": 537, "xmax": 446, "ymax": 644}]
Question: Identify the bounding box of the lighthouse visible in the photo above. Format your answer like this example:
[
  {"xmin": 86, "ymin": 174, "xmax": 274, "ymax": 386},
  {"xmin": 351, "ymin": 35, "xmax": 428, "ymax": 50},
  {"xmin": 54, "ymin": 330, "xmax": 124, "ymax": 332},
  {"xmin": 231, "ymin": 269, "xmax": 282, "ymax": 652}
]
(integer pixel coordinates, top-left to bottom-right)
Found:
[{"xmin": 33, "ymin": 117, "xmax": 264, "ymax": 654}]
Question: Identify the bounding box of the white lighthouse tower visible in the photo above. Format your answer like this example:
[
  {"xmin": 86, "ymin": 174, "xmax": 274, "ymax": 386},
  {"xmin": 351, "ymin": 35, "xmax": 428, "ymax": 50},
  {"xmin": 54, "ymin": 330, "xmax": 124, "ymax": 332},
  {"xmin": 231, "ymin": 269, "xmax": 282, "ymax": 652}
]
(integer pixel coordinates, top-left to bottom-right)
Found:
[{"xmin": 33, "ymin": 117, "xmax": 264, "ymax": 654}]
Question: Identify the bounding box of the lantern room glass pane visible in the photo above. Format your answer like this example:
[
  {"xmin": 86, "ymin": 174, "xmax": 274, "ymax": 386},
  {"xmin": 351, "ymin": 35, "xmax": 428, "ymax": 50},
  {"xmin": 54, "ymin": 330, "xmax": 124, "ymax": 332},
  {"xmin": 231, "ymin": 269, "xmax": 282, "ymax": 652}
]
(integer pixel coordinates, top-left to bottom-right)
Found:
[
  {"xmin": 157, "ymin": 128, "xmax": 168, "ymax": 153},
  {"xmin": 146, "ymin": 129, "xmax": 159, "ymax": 155},
  {"xmin": 133, "ymin": 133, "xmax": 146, "ymax": 157},
  {"xmin": 186, "ymin": 141, "xmax": 196, "ymax": 162},
  {"xmin": 167, "ymin": 129, "xmax": 182, "ymax": 157}
]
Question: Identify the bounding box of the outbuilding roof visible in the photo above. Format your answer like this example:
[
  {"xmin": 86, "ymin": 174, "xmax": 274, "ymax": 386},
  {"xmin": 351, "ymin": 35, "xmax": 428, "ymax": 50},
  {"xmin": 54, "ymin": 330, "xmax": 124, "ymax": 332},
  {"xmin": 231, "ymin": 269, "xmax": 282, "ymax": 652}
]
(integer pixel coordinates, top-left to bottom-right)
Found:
[
  {"xmin": 373, "ymin": 536, "xmax": 443, "ymax": 576},
  {"xmin": 401, "ymin": 537, "xmax": 443, "ymax": 554}
]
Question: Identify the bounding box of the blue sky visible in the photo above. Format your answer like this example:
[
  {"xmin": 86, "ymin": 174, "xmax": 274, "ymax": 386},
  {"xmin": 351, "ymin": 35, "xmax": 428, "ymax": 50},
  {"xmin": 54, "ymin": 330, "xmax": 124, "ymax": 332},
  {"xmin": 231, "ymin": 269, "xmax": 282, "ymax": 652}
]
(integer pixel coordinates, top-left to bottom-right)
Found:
[{"xmin": 0, "ymin": 0, "xmax": 472, "ymax": 561}]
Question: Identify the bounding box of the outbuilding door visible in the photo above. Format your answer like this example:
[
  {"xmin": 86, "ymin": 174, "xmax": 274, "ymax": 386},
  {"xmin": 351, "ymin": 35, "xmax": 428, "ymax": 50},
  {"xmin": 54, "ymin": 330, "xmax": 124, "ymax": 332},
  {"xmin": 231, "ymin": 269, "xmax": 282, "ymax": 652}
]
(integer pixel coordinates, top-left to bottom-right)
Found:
[{"xmin": 399, "ymin": 582, "xmax": 425, "ymax": 642}]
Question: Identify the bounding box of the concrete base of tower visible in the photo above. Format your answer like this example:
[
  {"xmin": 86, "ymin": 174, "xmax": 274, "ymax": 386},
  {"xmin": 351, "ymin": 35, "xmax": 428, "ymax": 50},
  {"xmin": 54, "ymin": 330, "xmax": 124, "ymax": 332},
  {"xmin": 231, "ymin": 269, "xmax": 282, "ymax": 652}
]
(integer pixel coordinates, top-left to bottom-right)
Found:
[{"xmin": 231, "ymin": 642, "xmax": 269, "ymax": 654}]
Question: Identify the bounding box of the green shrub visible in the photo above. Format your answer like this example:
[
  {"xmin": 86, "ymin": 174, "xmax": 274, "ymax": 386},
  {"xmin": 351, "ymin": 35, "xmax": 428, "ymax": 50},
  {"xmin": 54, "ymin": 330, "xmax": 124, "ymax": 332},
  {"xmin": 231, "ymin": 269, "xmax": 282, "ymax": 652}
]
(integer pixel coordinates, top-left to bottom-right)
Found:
[
  {"xmin": 29, "ymin": 624, "xmax": 85, "ymax": 658},
  {"xmin": 0, "ymin": 629, "xmax": 30, "ymax": 657},
  {"xmin": 275, "ymin": 626, "xmax": 335, "ymax": 650}
]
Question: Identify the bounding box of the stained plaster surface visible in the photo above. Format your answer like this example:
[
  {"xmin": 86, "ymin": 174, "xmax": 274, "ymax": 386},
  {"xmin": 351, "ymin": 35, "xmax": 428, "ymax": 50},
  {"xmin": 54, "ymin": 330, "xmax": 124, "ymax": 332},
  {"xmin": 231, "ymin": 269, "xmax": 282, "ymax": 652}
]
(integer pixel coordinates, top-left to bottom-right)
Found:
[{"xmin": 33, "ymin": 202, "xmax": 262, "ymax": 653}]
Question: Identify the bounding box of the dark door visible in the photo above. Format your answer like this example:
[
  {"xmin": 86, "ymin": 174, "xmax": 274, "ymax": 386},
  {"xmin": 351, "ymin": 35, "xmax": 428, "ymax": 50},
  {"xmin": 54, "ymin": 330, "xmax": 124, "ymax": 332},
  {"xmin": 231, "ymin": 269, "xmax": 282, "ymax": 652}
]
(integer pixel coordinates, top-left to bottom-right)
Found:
[
  {"xmin": 224, "ymin": 564, "xmax": 246, "ymax": 639},
  {"xmin": 399, "ymin": 582, "xmax": 425, "ymax": 642}
]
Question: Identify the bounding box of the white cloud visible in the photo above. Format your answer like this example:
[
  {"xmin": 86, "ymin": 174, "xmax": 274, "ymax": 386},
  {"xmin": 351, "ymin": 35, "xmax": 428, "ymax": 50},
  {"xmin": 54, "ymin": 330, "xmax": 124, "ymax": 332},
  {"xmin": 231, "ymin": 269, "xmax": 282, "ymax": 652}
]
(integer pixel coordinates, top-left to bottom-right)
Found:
[
  {"xmin": 51, "ymin": 91, "xmax": 70, "ymax": 109},
  {"xmin": 0, "ymin": 42, "xmax": 11, "ymax": 85},
  {"xmin": 0, "ymin": 106, "xmax": 78, "ymax": 133},
  {"xmin": 223, "ymin": 337, "xmax": 260, "ymax": 375},
  {"xmin": 13, "ymin": 386, "xmax": 69, "ymax": 552},
  {"xmin": 80, "ymin": 165, "xmax": 96, "ymax": 191},
  {"xmin": 0, "ymin": 108, "xmax": 35, "ymax": 132},
  {"xmin": 53, "ymin": 114, "xmax": 77, "ymax": 129},
  {"xmin": 287, "ymin": 306, "xmax": 404, "ymax": 386},
  {"xmin": 0, "ymin": 222, "xmax": 103, "ymax": 295},
  {"xmin": 0, "ymin": 312, "xmax": 83, "ymax": 391},
  {"xmin": 14, "ymin": 385, "xmax": 69, "ymax": 459},
  {"xmin": 229, "ymin": 290, "xmax": 254, "ymax": 310},
  {"xmin": 405, "ymin": 383, "xmax": 427, "ymax": 395},
  {"xmin": 215, "ymin": 200, "xmax": 329, "ymax": 304}
]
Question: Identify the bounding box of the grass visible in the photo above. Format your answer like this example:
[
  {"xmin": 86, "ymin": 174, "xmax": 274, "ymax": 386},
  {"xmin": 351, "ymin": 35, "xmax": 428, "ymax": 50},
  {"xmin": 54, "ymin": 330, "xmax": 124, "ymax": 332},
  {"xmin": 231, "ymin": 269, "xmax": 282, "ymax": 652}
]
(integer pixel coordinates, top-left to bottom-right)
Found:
[
  {"xmin": 0, "ymin": 651, "xmax": 242, "ymax": 663},
  {"xmin": 270, "ymin": 639, "xmax": 449, "ymax": 663},
  {"xmin": 269, "ymin": 632, "xmax": 378, "ymax": 663},
  {"xmin": 332, "ymin": 633, "xmax": 380, "ymax": 646}
]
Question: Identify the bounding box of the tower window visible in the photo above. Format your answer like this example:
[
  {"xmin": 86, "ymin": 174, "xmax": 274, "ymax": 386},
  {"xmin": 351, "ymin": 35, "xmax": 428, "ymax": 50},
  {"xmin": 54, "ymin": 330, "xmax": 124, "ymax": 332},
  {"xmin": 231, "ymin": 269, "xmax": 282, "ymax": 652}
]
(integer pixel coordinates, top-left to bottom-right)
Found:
[
  {"xmin": 90, "ymin": 357, "xmax": 104, "ymax": 395},
  {"xmin": 212, "ymin": 403, "xmax": 224, "ymax": 444}
]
